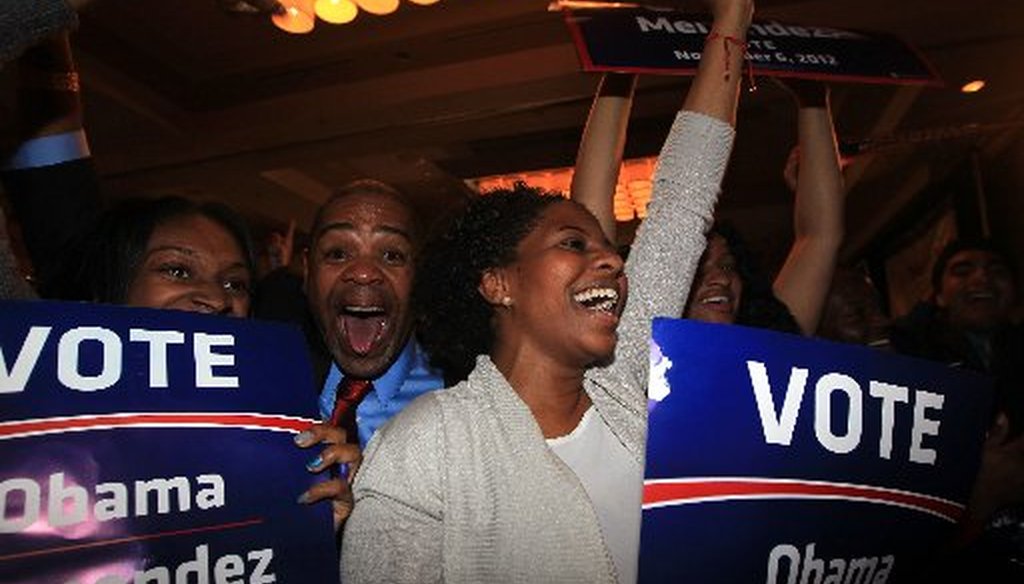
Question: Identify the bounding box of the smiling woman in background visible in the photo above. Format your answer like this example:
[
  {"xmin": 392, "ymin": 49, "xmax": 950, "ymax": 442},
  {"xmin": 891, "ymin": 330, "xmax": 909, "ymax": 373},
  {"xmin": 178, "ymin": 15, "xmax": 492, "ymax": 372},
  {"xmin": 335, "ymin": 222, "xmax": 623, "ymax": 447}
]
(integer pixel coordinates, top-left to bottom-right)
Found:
[
  {"xmin": 573, "ymin": 71, "xmax": 845, "ymax": 337},
  {"xmin": 62, "ymin": 196, "xmax": 255, "ymax": 317},
  {"xmin": 0, "ymin": 188, "xmax": 256, "ymax": 319}
]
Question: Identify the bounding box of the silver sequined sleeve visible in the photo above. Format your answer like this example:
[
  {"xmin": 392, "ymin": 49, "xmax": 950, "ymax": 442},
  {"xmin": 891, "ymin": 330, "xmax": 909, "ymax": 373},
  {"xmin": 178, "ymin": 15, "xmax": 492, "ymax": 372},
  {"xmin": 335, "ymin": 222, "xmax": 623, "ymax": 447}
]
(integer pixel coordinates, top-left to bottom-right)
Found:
[{"xmin": 601, "ymin": 111, "xmax": 735, "ymax": 409}]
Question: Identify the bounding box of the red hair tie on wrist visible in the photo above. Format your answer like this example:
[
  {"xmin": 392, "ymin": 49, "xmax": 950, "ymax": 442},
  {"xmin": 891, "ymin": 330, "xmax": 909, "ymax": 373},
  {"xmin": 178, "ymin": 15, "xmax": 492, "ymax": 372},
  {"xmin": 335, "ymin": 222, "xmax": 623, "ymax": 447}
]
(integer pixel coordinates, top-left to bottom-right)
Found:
[{"xmin": 705, "ymin": 31, "xmax": 757, "ymax": 92}]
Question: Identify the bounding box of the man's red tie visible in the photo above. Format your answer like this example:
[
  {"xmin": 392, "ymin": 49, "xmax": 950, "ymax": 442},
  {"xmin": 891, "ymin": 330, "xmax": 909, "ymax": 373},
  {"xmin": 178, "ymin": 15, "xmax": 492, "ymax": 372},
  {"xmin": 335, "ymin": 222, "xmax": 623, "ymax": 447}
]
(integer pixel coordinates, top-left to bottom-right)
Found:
[{"xmin": 329, "ymin": 378, "xmax": 373, "ymax": 444}]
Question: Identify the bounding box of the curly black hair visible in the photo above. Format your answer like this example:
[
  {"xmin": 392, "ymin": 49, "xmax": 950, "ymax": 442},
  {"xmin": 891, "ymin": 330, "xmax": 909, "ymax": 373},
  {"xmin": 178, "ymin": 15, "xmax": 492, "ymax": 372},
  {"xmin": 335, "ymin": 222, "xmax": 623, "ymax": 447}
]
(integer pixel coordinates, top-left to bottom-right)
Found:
[
  {"xmin": 413, "ymin": 184, "xmax": 564, "ymax": 384},
  {"xmin": 705, "ymin": 223, "xmax": 801, "ymax": 334}
]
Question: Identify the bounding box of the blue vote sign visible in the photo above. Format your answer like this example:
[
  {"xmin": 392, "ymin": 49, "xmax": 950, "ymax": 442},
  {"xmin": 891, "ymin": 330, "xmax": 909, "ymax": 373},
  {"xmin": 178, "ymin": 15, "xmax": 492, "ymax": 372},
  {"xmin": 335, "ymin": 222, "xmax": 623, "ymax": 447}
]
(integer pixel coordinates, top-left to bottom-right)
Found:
[
  {"xmin": 0, "ymin": 300, "xmax": 336, "ymax": 584},
  {"xmin": 641, "ymin": 319, "xmax": 992, "ymax": 583},
  {"xmin": 564, "ymin": 7, "xmax": 941, "ymax": 86}
]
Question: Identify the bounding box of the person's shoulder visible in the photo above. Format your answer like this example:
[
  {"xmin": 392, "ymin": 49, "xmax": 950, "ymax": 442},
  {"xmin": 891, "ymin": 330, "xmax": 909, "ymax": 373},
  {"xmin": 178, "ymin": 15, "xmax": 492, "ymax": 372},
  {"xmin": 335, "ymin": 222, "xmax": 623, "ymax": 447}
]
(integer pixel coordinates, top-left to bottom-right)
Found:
[
  {"xmin": 891, "ymin": 302, "xmax": 942, "ymax": 335},
  {"xmin": 890, "ymin": 302, "xmax": 972, "ymax": 364},
  {"xmin": 380, "ymin": 389, "xmax": 446, "ymax": 433},
  {"xmin": 996, "ymin": 322, "xmax": 1024, "ymax": 351},
  {"xmin": 354, "ymin": 388, "xmax": 453, "ymax": 505},
  {"xmin": 359, "ymin": 390, "xmax": 448, "ymax": 477},
  {"xmin": 372, "ymin": 379, "xmax": 470, "ymax": 436}
]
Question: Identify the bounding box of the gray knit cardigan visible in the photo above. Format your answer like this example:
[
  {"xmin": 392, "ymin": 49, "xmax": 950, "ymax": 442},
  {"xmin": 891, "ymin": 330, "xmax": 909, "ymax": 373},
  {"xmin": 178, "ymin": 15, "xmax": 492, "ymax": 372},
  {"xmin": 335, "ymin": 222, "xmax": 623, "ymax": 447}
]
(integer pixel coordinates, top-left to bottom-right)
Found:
[{"xmin": 341, "ymin": 111, "xmax": 735, "ymax": 584}]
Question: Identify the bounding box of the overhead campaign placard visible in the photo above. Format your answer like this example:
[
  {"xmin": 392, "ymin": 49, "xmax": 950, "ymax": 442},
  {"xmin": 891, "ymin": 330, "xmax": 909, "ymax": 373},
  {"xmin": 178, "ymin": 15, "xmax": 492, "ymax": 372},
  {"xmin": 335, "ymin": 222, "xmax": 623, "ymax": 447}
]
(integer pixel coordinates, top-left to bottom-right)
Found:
[
  {"xmin": 564, "ymin": 7, "xmax": 941, "ymax": 85},
  {"xmin": 642, "ymin": 319, "xmax": 992, "ymax": 583},
  {"xmin": 0, "ymin": 300, "xmax": 337, "ymax": 584}
]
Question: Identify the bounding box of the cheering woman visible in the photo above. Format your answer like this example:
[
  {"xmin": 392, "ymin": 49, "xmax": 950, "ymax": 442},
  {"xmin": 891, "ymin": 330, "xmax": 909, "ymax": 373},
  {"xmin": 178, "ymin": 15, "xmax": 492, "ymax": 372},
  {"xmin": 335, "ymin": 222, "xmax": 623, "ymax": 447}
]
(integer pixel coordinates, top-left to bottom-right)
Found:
[{"xmin": 341, "ymin": 1, "xmax": 754, "ymax": 582}]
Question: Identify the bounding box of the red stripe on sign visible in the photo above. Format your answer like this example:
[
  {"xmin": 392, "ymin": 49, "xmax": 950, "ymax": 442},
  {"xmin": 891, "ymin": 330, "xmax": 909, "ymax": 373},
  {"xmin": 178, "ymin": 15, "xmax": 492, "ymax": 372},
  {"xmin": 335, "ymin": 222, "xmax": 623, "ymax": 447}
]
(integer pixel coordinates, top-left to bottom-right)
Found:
[
  {"xmin": 643, "ymin": 477, "xmax": 964, "ymax": 523},
  {"xmin": 0, "ymin": 412, "xmax": 316, "ymax": 440}
]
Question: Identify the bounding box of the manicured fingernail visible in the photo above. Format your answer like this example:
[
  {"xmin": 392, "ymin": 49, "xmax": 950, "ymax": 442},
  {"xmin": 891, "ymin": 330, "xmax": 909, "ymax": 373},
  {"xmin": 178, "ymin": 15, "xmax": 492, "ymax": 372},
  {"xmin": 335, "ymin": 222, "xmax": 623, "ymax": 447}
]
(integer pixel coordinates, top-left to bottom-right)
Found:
[
  {"xmin": 294, "ymin": 431, "xmax": 313, "ymax": 446},
  {"xmin": 339, "ymin": 463, "xmax": 350, "ymax": 480},
  {"xmin": 306, "ymin": 455, "xmax": 324, "ymax": 471},
  {"xmin": 297, "ymin": 492, "xmax": 311, "ymax": 504}
]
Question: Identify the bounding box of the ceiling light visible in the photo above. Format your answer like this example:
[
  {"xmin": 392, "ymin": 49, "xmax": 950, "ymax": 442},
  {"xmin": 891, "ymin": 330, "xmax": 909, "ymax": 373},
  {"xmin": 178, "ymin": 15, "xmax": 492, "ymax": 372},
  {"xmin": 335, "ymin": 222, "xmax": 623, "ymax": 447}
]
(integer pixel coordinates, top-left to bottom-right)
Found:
[
  {"xmin": 470, "ymin": 156, "xmax": 659, "ymax": 223},
  {"xmin": 960, "ymin": 80, "xmax": 986, "ymax": 93},
  {"xmin": 355, "ymin": 0, "xmax": 400, "ymax": 15},
  {"xmin": 272, "ymin": 0, "xmax": 316, "ymax": 33},
  {"xmin": 547, "ymin": 1, "xmax": 640, "ymax": 10},
  {"xmin": 315, "ymin": 0, "xmax": 358, "ymax": 23},
  {"xmin": 268, "ymin": 0, "xmax": 443, "ymax": 33}
]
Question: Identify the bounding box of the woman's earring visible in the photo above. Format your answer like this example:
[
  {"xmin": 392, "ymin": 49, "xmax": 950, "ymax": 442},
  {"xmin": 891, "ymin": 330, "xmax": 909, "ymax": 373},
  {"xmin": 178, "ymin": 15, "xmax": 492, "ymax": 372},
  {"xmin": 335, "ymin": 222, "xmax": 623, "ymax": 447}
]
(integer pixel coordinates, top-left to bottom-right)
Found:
[{"xmin": 501, "ymin": 296, "xmax": 513, "ymax": 307}]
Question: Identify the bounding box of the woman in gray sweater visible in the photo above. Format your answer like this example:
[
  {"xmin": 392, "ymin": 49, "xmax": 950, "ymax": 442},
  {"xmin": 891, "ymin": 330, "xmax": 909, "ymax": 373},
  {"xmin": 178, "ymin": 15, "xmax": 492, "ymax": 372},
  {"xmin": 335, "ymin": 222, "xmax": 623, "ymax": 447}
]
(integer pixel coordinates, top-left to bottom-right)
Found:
[{"xmin": 341, "ymin": 1, "xmax": 754, "ymax": 582}]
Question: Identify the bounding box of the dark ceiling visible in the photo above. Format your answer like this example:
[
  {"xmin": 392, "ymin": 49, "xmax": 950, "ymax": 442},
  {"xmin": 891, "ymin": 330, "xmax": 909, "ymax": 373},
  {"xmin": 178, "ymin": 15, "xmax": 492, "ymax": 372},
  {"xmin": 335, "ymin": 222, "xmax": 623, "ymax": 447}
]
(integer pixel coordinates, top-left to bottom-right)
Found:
[{"xmin": 8, "ymin": 0, "xmax": 1024, "ymax": 267}]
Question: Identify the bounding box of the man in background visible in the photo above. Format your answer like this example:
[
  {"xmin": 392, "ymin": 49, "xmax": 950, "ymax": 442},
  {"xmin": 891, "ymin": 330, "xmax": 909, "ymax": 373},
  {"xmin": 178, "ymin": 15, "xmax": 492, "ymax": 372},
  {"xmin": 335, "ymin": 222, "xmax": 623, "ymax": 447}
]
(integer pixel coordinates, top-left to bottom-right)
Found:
[{"xmin": 891, "ymin": 238, "xmax": 1024, "ymax": 582}]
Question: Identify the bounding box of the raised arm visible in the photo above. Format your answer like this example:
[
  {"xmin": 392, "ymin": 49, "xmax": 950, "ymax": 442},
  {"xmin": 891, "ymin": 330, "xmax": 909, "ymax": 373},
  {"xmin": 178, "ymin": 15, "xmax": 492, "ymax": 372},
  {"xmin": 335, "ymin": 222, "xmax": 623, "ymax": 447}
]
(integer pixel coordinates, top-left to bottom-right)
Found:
[
  {"xmin": 1, "ymin": 33, "xmax": 102, "ymax": 298},
  {"xmin": 683, "ymin": 0, "xmax": 752, "ymax": 125},
  {"xmin": 605, "ymin": 0, "xmax": 753, "ymax": 396},
  {"xmin": 570, "ymin": 73, "xmax": 637, "ymax": 241},
  {"xmin": 771, "ymin": 81, "xmax": 845, "ymax": 335}
]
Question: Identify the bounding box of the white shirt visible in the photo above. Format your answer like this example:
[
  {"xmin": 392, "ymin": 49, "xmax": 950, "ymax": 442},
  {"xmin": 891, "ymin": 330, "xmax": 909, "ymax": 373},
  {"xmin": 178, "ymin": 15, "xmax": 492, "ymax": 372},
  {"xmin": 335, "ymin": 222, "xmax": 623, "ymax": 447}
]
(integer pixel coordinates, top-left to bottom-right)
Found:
[{"xmin": 548, "ymin": 407, "xmax": 643, "ymax": 584}]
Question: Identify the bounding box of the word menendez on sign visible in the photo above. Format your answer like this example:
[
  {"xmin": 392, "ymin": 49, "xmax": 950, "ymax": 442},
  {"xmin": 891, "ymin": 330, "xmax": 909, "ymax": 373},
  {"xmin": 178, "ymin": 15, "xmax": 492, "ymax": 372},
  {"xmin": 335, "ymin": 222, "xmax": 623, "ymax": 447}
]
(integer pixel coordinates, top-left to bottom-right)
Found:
[{"xmin": 563, "ymin": 7, "xmax": 941, "ymax": 86}]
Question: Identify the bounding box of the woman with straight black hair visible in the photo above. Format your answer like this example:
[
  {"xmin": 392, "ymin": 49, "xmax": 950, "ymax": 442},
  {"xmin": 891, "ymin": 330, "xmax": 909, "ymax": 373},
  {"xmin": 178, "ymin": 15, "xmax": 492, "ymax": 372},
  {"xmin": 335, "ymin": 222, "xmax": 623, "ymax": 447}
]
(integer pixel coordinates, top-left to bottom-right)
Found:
[
  {"xmin": 3, "ymin": 194, "xmax": 256, "ymax": 318},
  {"xmin": 57, "ymin": 196, "xmax": 256, "ymax": 316}
]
